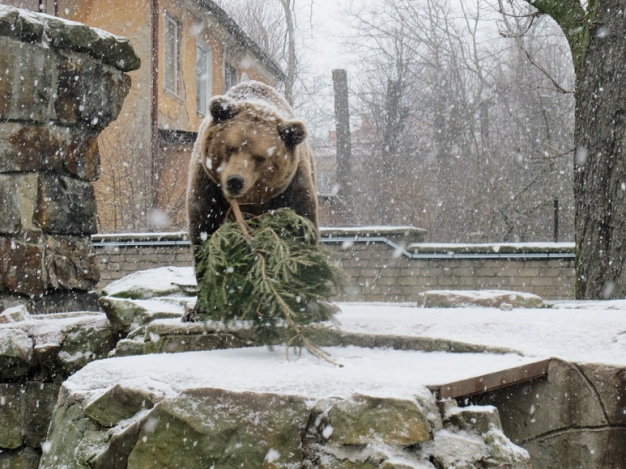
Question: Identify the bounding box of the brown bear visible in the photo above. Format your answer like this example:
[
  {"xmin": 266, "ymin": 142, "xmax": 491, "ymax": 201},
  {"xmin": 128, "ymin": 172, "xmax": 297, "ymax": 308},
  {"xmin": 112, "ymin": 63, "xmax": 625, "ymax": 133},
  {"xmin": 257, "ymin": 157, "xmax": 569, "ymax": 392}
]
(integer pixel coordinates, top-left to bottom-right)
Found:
[
  {"xmin": 187, "ymin": 80, "xmax": 318, "ymax": 245},
  {"xmin": 186, "ymin": 81, "xmax": 319, "ymax": 291}
]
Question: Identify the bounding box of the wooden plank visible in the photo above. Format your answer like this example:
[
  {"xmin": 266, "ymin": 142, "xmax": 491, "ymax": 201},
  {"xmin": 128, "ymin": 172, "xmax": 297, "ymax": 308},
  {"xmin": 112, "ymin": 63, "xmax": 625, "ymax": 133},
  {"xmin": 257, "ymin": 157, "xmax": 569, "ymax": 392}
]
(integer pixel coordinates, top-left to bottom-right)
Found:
[{"xmin": 430, "ymin": 358, "xmax": 551, "ymax": 400}]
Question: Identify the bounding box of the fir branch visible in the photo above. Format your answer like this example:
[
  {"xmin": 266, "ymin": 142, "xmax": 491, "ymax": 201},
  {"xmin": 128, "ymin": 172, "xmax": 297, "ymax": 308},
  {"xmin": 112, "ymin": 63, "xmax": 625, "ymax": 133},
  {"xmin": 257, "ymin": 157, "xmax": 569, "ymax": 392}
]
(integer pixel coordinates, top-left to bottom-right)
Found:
[{"xmin": 195, "ymin": 202, "xmax": 342, "ymax": 365}]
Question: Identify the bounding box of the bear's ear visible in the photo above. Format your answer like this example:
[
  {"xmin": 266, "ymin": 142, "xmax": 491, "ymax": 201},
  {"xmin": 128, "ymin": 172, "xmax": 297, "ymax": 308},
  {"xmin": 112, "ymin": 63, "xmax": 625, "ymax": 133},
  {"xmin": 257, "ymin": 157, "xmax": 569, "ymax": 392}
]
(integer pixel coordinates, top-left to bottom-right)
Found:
[
  {"xmin": 278, "ymin": 120, "xmax": 307, "ymax": 148},
  {"xmin": 210, "ymin": 96, "xmax": 238, "ymax": 123}
]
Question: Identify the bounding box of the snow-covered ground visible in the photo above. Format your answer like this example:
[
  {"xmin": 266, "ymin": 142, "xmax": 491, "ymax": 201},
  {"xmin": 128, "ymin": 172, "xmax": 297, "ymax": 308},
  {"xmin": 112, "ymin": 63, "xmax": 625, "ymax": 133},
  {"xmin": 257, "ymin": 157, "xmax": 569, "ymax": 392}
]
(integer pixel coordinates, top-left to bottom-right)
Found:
[
  {"xmin": 61, "ymin": 298, "xmax": 626, "ymax": 403},
  {"xmin": 99, "ymin": 267, "xmax": 626, "ymax": 368}
]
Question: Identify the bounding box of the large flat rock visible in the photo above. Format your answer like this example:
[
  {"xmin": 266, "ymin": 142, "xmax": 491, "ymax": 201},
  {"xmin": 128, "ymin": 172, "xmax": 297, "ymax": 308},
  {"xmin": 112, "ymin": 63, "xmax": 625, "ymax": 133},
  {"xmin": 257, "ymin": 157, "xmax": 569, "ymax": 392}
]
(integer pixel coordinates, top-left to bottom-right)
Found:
[
  {"xmin": 63, "ymin": 346, "xmax": 540, "ymax": 402},
  {"xmin": 40, "ymin": 347, "xmax": 533, "ymax": 469}
]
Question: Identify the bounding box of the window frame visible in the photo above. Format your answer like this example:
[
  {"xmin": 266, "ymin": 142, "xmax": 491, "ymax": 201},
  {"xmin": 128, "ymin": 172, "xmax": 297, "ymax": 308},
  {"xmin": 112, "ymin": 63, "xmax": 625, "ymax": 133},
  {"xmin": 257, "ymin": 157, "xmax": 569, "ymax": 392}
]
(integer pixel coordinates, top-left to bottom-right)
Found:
[
  {"xmin": 196, "ymin": 40, "xmax": 213, "ymax": 116},
  {"xmin": 224, "ymin": 61, "xmax": 238, "ymax": 93},
  {"xmin": 164, "ymin": 12, "xmax": 181, "ymax": 97}
]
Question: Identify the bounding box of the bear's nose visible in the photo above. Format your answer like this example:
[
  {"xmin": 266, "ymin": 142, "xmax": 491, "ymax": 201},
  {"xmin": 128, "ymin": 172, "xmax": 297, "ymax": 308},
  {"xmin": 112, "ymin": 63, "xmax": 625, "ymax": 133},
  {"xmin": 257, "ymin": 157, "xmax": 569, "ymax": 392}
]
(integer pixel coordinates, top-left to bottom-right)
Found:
[{"xmin": 226, "ymin": 175, "xmax": 245, "ymax": 193}]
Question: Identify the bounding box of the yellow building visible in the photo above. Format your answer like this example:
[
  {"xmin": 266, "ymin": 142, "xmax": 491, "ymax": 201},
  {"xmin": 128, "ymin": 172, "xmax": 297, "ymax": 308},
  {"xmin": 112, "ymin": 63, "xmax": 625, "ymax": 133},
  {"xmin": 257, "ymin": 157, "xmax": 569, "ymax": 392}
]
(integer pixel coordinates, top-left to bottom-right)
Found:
[{"xmin": 2, "ymin": 0, "xmax": 284, "ymax": 232}]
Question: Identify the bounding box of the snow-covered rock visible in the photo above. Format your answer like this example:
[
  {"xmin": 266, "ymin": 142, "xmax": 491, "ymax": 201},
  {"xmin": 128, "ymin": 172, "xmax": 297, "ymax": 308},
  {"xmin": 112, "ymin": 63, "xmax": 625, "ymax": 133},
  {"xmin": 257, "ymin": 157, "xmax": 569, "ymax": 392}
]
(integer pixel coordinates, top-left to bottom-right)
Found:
[
  {"xmin": 0, "ymin": 313, "xmax": 114, "ymax": 380},
  {"xmin": 98, "ymin": 296, "xmax": 190, "ymax": 335},
  {"xmin": 39, "ymin": 347, "xmax": 532, "ymax": 469},
  {"xmin": 0, "ymin": 304, "xmax": 31, "ymax": 323},
  {"xmin": 100, "ymin": 266, "xmax": 196, "ymax": 300},
  {"xmin": 0, "ymin": 328, "xmax": 33, "ymax": 379},
  {"xmin": 418, "ymin": 290, "xmax": 544, "ymax": 308}
]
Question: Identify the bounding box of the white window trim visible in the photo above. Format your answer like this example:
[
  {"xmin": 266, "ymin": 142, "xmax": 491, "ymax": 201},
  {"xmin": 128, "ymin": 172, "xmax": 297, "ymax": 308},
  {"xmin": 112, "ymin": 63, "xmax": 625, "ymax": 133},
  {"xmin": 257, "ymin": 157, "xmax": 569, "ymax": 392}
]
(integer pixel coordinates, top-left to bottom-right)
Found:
[
  {"xmin": 223, "ymin": 59, "xmax": 238, "ymax": 93},
  {"xmin": 196, "ymin": 40, "xmax": 213, "ymax": 116},
  {"xmin": 164, "ymin": 12, "xmax": 181, "ymax": 97}
]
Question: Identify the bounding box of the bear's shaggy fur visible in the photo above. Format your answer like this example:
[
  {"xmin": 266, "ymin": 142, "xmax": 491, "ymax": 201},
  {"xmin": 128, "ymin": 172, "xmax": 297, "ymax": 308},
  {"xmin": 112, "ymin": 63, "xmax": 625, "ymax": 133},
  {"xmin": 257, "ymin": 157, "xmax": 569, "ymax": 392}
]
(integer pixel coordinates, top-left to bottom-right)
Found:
[{"xmin": 186, "ymin": 81, "xmax": 319, "ymax": 258}]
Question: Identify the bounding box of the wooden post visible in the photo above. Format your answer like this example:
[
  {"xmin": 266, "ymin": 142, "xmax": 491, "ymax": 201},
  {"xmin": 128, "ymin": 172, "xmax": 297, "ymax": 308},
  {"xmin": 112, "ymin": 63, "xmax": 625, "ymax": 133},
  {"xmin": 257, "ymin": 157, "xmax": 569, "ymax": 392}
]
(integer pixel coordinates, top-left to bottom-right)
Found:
[
  {"xmin": 554, "ymin": 198, "xmax": 559, "ymax": 243},
  {"xmin": 332, "ymin": 69, "xmax": 352, "ymax": 211}
]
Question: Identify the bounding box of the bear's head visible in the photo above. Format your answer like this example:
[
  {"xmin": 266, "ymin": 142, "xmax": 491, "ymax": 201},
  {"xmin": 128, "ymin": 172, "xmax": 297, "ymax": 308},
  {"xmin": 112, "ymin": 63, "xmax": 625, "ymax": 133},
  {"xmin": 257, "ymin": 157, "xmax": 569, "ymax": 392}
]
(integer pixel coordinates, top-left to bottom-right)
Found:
[{"xmin": 200, "ymin": 95, "xmax": 307, "ymax": 205}]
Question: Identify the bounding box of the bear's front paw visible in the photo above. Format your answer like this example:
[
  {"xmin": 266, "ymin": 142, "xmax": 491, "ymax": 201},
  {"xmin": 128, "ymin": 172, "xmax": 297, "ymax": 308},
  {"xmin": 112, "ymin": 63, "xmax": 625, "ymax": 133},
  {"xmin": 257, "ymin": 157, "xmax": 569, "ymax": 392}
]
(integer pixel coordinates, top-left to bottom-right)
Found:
[{"xmin": 181, "ymin": 305, "xmax": 200, "ymax": 323}]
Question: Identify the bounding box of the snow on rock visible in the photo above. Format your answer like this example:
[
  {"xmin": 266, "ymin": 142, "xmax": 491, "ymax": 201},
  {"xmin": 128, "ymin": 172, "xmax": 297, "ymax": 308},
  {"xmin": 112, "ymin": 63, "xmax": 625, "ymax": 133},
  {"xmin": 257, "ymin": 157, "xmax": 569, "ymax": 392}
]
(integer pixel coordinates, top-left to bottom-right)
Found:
[
  {"xmin": 98, "ymin": 296, "xmax": 189, "ymax": 335},
  {"xmin": 39, "ymin": 346, "xmax": 532, "ymax": 469},
  {"xmin": 0, "ymin": 5, "xmax": 141, "ymax": 72},
  {"xmin": 0, "ymin": 313, "xmax": 115, "ymax": 379},
  {"xmin": 1, "ymin": 313, "xmax": 109, "ymax": 348},
  {"xmin": 445, "ymin": 405, "xmax": 502, "ymax": 435},
  {"xmin": 420, "ymin": 429, "xmax": 488, "ymax": 465},
  {"xmin": 64, "ymin": 346, "xmax": 538, "ymax": 403},
  {"xmin": 418, "ymin": 289, "xmax": 544, "ymax": 309},
  {"xmin": 418, "ymin": 426, "xmax": 529, "ymax": 468},
  {"xmin": 335, "ymin": 303, "xmax": 626, "ymax": 366},
  {"xmin": 100, "ymin": 266, "xmax": 196, "ymax": 299},
  {"xmin": 0, "ymin": 328, "xmax": 33, "ymax": 378},
  {"xmin": 0, "ymin": 304, "xmax": 31, "ymax": 323}
]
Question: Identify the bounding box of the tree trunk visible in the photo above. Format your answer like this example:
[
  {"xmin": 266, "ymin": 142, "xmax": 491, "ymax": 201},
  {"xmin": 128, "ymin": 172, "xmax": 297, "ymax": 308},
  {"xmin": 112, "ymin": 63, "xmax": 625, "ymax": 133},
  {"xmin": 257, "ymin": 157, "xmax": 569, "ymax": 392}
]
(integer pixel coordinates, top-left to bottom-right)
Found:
[
  {"xmin": 529, "ymin": 0, "xmax": 626, "ymax": 298},
  {"xmin": 279, "ymin": 0, "xmax": 296, "ymax": 106},
  {"xmin": 332, "ymin": 69, "xmax": 353, "ymax": 211},
  {"xmin": 573, "ymin": 0, "xmax": 626, "ymax": 298}
]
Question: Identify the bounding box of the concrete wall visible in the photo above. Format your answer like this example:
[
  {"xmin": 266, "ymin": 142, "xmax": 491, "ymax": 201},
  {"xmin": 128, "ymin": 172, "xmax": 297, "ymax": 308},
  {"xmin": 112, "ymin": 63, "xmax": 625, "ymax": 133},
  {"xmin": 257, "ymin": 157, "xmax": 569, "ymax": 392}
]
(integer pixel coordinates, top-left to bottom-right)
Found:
[{"xmin": 94, "ymin": 230, "xmax": 576, "ymax": 301}]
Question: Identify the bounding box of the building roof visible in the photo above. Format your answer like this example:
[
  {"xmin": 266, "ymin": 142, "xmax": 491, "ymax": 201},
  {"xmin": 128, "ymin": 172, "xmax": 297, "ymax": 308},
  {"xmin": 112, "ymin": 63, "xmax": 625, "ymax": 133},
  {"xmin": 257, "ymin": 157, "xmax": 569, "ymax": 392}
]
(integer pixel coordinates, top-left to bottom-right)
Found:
[{"xmin": 198, "ymin": 0, "xmax": 286, "ymax": 82}]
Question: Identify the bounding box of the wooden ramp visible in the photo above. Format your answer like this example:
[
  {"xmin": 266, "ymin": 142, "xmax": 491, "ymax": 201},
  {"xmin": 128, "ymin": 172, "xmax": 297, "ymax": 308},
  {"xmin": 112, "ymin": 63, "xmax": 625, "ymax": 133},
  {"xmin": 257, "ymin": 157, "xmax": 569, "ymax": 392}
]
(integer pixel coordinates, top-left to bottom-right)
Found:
[{"xmin": 430, "ymin": 358, "xmax": 551, "ymax": 400}]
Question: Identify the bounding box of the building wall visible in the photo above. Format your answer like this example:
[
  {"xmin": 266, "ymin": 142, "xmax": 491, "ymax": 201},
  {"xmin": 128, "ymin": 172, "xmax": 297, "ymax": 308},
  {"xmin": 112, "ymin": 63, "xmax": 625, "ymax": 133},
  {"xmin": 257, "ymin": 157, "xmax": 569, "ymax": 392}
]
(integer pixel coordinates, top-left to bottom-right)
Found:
[
  {"xmin": 57, "ymin": 0, "xmax": 156, "ymax": 232},
  {"xmin": 48, "ymin": 0, "xmax": 283, "ymax": 233},
  {"xmin": 94, "ymin": 234, "xmax": 576, "ymax": 301},
  {"xmin": 159, "ymin": 0, "xmax": 219, "ymax": 132},
  {"xmin": 157, "ymin": 0, "xmax": 280, "ymax": 133}
]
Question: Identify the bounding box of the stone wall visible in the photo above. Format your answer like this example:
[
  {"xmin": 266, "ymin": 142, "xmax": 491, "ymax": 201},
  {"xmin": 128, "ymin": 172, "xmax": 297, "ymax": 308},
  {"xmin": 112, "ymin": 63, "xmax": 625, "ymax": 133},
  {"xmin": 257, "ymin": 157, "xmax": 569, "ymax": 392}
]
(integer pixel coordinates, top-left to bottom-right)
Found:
[
  {"xmin": 0, "ymin": 310, "xmax": 117, "ymax": 468},
  {"xmin": 93, "ymin": 230, "xmax": 577, "ymax": 301},
  {"xmin": 0, "ymin": 6, "xmax": 139, "ymax": 313},
  {"xmin": 474, "ymin": 359, "xmax": 626, "ymax": 468}
]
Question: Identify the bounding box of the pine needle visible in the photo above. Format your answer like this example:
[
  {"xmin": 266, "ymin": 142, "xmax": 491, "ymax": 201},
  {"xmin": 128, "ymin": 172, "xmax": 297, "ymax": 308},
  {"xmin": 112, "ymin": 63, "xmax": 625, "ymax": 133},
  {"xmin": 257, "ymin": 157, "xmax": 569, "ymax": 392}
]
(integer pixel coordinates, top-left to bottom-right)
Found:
[{"xmin": 194, "ymin": 203, "xmax": 342, "ymax": 365}]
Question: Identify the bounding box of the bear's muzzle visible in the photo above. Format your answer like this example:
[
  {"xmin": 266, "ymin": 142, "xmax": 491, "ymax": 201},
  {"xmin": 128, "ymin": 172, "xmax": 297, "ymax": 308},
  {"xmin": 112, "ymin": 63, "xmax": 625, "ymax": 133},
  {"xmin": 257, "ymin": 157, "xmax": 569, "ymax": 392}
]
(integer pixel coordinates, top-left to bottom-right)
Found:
[{"xmin": 226, "ymin": 174, "xmax": 246, "ymax": 197}]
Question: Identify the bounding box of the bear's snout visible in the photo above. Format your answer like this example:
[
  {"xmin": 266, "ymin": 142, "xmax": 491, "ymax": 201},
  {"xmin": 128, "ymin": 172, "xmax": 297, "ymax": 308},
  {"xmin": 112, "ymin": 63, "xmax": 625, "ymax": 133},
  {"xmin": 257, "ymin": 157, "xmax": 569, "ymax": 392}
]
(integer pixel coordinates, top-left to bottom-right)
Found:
[{"xmin": 226, "ymin": 174, "xmax": 246, "ymax": 195}]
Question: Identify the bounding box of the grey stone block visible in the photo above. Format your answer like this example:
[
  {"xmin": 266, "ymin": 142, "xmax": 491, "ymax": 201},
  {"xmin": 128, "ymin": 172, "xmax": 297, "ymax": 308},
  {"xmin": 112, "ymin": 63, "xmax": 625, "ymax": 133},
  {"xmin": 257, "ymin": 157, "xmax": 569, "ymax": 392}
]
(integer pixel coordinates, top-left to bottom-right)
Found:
[
  {"xmin": 35, "ymin": 175, "xmax": 97, "ymax": 235},
  {"xmin": 0, "ymin": 174, "xmax": 38, "ymax": 235},
  {"xmin": 0, "ymin": 123, "xmax": 100, "ymax": 181},
  {"xmin": 23, "ymin": 382, "xmax": 61, "ymax": 448},
  {"xmin": 44, "ymin": 235, "xmax": 100, "ymax": 291},
  {"xmin": 0, "ymin": 446, "xmax": 40, "ymax": 469},
  {"xmin": 84, "ymin": 384, "xmax": 153, "ymax": 427},
  {"xmin": 55, "ymin": 52, "xmax": 131, "ymax": 130},
  {"xmin": 323, "ymin": 394, "xmax": 431, "ymax": 446},
  {"xmin": 0, "ymin": 329, "xmax": 33, "ymax": 379},
  {"xmin": 57, "ymin": 322, "xmax": 116, "ymax": 375},
  {"xmin": 0, "ymin": 236, "xmax": 45, "ymax": 296},
  {"xmin": 0, "ymin": 383, "xmax": 23, "ymax": 449},
  {"xmin": 0, "ymin": 36, "xmax": 53, "ymax": 122}
]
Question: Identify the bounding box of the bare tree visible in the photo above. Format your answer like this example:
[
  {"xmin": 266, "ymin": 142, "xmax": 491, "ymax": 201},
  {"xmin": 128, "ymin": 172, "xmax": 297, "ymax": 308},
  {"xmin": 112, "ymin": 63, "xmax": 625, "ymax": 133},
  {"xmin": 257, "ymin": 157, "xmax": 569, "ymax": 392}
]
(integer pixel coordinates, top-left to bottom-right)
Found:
[
  {"xmin": 214, "ymin": 0, "xmax": 285, "ymax": 61},
  {"xmin": 342, "ymin": 0, "xmax": 574, "ymax": 243},
  {"xmin": 215, "ymin": 0, "xmax": 299, "ymax": 105},
  {"xmin": 95, "ymin": 116, "xmax": 188, "ymax": 233}
]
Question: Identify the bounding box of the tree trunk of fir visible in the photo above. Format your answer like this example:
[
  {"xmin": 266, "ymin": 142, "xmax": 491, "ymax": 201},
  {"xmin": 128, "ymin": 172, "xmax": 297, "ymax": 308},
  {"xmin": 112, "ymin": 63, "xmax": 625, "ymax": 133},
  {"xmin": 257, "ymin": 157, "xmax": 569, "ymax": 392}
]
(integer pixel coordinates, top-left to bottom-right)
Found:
[{"xmin": 573, "ymin": 0, "xmax": 626, "ymax": 299}]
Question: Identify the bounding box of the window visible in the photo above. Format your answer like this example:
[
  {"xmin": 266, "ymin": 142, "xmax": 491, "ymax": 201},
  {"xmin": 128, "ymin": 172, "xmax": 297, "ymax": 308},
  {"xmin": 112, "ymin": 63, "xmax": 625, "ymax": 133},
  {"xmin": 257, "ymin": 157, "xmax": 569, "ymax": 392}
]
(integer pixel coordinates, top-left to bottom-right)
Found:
[
  {"xmin": 164, "ymin": 13, "xmax": 180, "ymax": 95},
  {"xmin": 196, "ymin": 42, "xmax": 213, "ymax": 115},
  {"xmin": 224, "ymin": 62, "xmax": 238, "ymax": 92}
]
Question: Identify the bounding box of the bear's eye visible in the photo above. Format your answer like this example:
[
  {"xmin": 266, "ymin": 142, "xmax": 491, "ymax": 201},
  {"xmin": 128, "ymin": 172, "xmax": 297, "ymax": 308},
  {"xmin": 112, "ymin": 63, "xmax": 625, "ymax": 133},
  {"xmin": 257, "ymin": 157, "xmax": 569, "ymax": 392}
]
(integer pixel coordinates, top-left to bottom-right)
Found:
[
  {"xmin": 253, "ymin": 155, "xmax": 267, "ymax": 165},
  {"xmin": 225, "ymin": 145, "xmax": 236, "ymax": 155}
]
